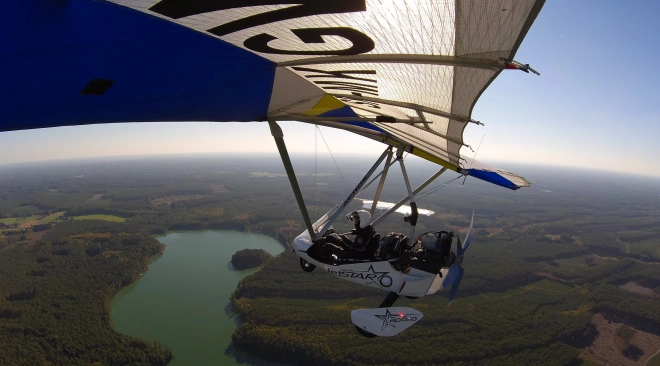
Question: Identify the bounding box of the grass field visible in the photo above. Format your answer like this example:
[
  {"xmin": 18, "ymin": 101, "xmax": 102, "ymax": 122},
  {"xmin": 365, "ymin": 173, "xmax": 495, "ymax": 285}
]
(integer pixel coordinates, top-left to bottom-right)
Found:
[
  {"xmin": 0, "ymin": 215, "xmax": 39, "ymax": 225},
  {"xmin": 0, "ymin": 217, "xmax": 19, "ymax": 225},
  {"xmin": 73, "ymin": 214, "xmax": 125, "ymax": 222},
  {"xmin": 1, "ymin": 212, "xmax": 66, "ymax": 229},
  {"xmin": 40, "ymin": 211, "xmax": 65, "ymax": 223}
]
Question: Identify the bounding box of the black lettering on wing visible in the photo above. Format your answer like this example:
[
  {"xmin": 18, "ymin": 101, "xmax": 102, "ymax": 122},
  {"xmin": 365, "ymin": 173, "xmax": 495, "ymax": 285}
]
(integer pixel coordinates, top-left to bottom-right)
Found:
[
  {"xmin": 149, "ymin": 0, "xmax": 366, "ymax": 36},
  {"xmin": 244, "ymin": 27, "xmax": 375, "ymax": 56}
]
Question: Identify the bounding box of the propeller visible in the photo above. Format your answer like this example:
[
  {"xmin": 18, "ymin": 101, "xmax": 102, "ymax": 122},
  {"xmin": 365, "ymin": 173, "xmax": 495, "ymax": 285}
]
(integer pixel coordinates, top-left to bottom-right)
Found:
[{"xmin": 446, "ymin": 211, "xmax": 474, "ymax": 307}]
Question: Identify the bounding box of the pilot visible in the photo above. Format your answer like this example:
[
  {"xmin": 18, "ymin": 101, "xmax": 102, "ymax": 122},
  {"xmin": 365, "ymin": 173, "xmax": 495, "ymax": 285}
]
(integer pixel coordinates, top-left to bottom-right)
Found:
[
  {"xmin": 319, "ymin": 210, "xmax": 380, "ymax": 261},
  {"xmin": 341, "ymin": 210, "xmax": 380, "ymax": 259}
]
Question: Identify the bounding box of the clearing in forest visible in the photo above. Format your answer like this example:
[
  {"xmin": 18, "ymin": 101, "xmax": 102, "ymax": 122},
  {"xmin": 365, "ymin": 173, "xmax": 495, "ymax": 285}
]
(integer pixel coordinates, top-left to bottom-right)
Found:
[
  {"xmin": 151, "ymin": 194, "xmax": 209, "ymax": 205},
  {"xmin": 580, "ymin": 314, "xmax": 660, "ymax": 366},
  {"xmin": 619, "ymin": 282, "xmax": 657, "ymax": 297}
]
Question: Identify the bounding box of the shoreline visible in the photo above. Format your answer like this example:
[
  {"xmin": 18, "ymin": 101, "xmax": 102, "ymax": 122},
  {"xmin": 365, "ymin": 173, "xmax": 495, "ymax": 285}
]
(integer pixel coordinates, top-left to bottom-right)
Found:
[
  {"xmin": 107, "ymin": 228, "xmax": 288, "ymax": 331},
  {"xmin": 107, "ymin": 241, "xmax": 167, "ymax": 332},
  {"xmin": 108, "ymin": 229, "xmax": 286, "ymax": 366}
]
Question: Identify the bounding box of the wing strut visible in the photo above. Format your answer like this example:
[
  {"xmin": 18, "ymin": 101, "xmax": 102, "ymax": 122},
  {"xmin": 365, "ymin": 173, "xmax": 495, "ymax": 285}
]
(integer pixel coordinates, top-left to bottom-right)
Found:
[
  {"xmin": 398, "ymin": 150, "xmax": 419, "ymax": 239},
  {"xmin": 370, "ymin": 150, "xmax": 394, "ymax": 217},
  {"xmin": 268, "ymin": 121, "xmax": 316, "ymax": 242},
  {"xmin": 371, "ymin": 167, "xmax": 447, "ymax": 227}
]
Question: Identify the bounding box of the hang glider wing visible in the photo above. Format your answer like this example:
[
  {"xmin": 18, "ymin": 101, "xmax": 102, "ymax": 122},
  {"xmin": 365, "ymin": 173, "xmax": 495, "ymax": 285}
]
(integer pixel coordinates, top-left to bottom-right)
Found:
[{"xmin": 1, "ymin": 0, "xmax": 542, "ymax": 189}]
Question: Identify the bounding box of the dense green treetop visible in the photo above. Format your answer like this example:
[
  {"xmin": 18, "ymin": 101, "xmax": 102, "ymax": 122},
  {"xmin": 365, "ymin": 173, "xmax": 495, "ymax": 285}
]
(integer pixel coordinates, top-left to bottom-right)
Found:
[{"xmin": 231, "ymin": 249, "xmax": 274, "ymax": 270}]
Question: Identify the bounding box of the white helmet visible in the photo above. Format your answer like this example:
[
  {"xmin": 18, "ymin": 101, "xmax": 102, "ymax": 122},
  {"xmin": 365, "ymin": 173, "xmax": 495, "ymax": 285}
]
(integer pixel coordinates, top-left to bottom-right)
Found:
[{"xmin": 346, "ymin": 210, "xmax": 371, "ymax": 229}]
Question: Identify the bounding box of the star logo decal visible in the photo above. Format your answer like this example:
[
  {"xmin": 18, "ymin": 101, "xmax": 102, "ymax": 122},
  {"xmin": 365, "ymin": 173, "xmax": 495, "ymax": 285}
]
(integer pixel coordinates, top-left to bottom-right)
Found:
[
  {"xmin": 361, "ymin": 265, "xmax": 391, "ymax": 287},
  {"xmin": 375, "ymin": 309, "xmax": 400, "ymax": 331}
]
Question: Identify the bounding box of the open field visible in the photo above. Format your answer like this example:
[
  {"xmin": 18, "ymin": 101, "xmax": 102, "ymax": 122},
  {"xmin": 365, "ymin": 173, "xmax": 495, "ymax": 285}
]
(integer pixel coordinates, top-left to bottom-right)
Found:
[
  {"xmin": 619, "ymin": 282, "xmax": 657, "ymax": 296},
  {"xmin": 20, "ymin": 211, "xmax": 65, "ymax": 228},
  {"xmin": 151, "ymin": 194, "xmax": 210, "ymax": 205},
  {"xmin": 580, "ymin": 314, "xmax": 660, "ymax": 366},
  {"xmin": 1, "ymin": 212, "xmax": 64, "ymax": 228},
  {"xmin": 73, "ymin": 214, "xmax": 126, "ymax": 222},
  {"xmin": 0, "ymin": 215, "xmax": 38, "ymax": 225}
]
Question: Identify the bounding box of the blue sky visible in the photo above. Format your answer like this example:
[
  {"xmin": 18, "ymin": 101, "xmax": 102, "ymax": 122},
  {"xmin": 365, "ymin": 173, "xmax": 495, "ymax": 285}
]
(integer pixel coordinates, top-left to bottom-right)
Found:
[{"xmin": 1, "ymin": 1, "xmax": 659, "ymax": 177}]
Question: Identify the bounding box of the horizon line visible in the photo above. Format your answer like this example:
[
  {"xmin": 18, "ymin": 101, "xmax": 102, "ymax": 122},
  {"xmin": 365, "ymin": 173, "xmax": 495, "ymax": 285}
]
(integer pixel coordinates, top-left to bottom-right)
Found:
[{"xmin": 1, "ymin": 151, "xmax": 658, "ymax": 179}]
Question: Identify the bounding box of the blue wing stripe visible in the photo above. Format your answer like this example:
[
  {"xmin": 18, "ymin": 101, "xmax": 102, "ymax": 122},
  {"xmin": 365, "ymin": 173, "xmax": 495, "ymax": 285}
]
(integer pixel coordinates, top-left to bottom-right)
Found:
[
  {"xmin": 1, "ymin": 0, "xmax": 276, "ymax": 132},
  {"xmin": 465, "ymin": 168, "xmax": 520, "ymax": 190}
]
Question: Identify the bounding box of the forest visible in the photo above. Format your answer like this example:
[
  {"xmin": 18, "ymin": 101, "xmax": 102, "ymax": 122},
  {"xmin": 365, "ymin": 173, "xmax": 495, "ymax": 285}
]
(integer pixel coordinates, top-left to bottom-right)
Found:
[
  {"xmin": 0, "ymin": 154, "xmax": 659, "ymax": 365},
  {"xmin": 0, "ymin": 220, "xmax": 173, "ymax": 365}
]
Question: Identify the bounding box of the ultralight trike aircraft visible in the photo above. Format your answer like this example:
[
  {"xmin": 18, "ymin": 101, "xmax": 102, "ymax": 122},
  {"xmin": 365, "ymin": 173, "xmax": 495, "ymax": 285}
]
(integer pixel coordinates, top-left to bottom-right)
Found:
[{"xmin": 291, "ymin": 147, "xmax": 476, "ymax": 337}]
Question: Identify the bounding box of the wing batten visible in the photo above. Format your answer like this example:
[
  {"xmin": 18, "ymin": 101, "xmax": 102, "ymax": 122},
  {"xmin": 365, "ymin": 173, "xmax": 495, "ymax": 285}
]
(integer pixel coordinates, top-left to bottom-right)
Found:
[{"xmin": 277, "ymin": 54, "xmax": 504, "ymax": 69}]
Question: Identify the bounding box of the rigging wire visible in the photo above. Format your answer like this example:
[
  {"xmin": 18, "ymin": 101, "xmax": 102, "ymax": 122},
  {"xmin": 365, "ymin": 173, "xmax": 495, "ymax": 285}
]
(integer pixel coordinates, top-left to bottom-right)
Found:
[
  {"xmin": 316, "ymin": 125, "xmax": 349, "ymax": 189},
  {"xmin": 416, "ymin": 175, "xmax": 463, "ymax": 201},
  {"xmin": 469, "ymin": 134, "xmax": 485, "ymax": 170},
  {"xmin": 462, "ymin": 133, "xmax": 485, "ymax": 185},
  {"xmin": 314, "ymin": 124, "xmax": 318, "ymax": 221}
]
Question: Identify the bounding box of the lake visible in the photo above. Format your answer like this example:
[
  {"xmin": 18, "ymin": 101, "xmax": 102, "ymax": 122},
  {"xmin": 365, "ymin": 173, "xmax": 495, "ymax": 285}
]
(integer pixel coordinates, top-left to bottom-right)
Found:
[{"xmin": 111, "ymin": 230, "xmax": 285, "ymax": 365}]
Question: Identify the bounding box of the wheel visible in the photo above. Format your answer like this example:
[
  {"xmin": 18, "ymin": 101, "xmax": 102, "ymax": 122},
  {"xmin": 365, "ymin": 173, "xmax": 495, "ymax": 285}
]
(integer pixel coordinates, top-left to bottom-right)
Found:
[
  {"xmin": 405, "ymin": 296, "xmax": 418, "ymax": 300},
  {"xmin": 299, "ymin": 258, "xmax": 316, "ymax": 272},
  {"xmin": 355, "ymin": 325, "xmax": 377, "ymax": 338}
]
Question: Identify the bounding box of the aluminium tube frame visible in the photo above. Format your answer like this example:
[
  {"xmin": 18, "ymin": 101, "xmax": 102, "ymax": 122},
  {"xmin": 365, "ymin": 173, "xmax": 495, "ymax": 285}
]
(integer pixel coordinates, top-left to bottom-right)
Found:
[
  {"xmin": 317, "ymin": 147, "xmax": 392, "ymax": 237},
  {"xmin": 397, "ymin": 151, "xmax": 419, "ymax": 240},
  {"xmin": 371, "ymin": 168, "xmax": 448, "ymax": 228},
  {"xmin": 370, "ymin": 150, "xmax": 394, "ymax": 217}
]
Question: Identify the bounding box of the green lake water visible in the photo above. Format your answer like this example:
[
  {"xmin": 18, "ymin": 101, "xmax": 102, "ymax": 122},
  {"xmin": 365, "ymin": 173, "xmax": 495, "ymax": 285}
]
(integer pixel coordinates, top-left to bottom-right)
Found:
[{"xmin": 111, "ymin": 230, "xmax": 285, "ymax": 365}]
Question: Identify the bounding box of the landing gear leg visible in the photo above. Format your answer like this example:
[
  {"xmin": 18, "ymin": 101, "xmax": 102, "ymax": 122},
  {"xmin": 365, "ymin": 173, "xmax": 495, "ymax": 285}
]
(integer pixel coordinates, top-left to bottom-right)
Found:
[{"xmin": 379, "ymin": 291, "xmax": 400, "ymax": 308}]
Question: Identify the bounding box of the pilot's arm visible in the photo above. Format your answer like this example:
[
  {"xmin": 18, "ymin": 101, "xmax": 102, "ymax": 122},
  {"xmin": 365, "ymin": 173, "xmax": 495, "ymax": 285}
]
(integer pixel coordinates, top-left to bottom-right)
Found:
[{"xmin": 340, "ymin": 234, "xmax": 355, "ymax": 249}]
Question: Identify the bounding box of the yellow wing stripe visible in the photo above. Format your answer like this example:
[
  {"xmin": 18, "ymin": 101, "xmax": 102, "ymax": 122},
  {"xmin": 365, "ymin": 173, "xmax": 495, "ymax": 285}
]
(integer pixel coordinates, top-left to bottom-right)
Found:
[{"xmin": 299, "ymin": 95, "xmax": 346, "ymax": 116}]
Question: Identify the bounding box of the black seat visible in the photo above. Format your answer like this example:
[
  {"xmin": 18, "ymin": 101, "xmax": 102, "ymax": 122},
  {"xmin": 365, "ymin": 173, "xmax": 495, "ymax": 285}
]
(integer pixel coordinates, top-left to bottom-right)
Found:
[{"xmin": 366, "ymin": 233, "xmax": 381, "ymax": 259}]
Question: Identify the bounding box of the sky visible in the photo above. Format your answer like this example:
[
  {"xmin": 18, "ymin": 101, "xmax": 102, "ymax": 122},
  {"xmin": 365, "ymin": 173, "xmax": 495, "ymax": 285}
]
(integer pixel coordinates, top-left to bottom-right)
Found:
[{"xmin": 1, "ymin": 1, "xmax": 659, "ymax": 177}]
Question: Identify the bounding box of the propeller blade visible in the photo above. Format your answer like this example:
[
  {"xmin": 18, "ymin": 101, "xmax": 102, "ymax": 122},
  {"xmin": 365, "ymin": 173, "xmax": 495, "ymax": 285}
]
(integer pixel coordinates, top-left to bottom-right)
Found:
[
  {"xmin": 462, "ymin": 211, "xmax": 474, "ymax": 253},
  {"xmin": 456, "ymin": 232, "xmax": 463, "ymax": 257},
  {"xmin": 443, "ymin": 264, "xmax": 460, "ymax": 286},
  {"xmin": 456, "ymin": 233, "xmax": 463, "ymax": 257},
  {"xmin": 447, "ymin": 266, "xmax": 464, "ymax": 307}
]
